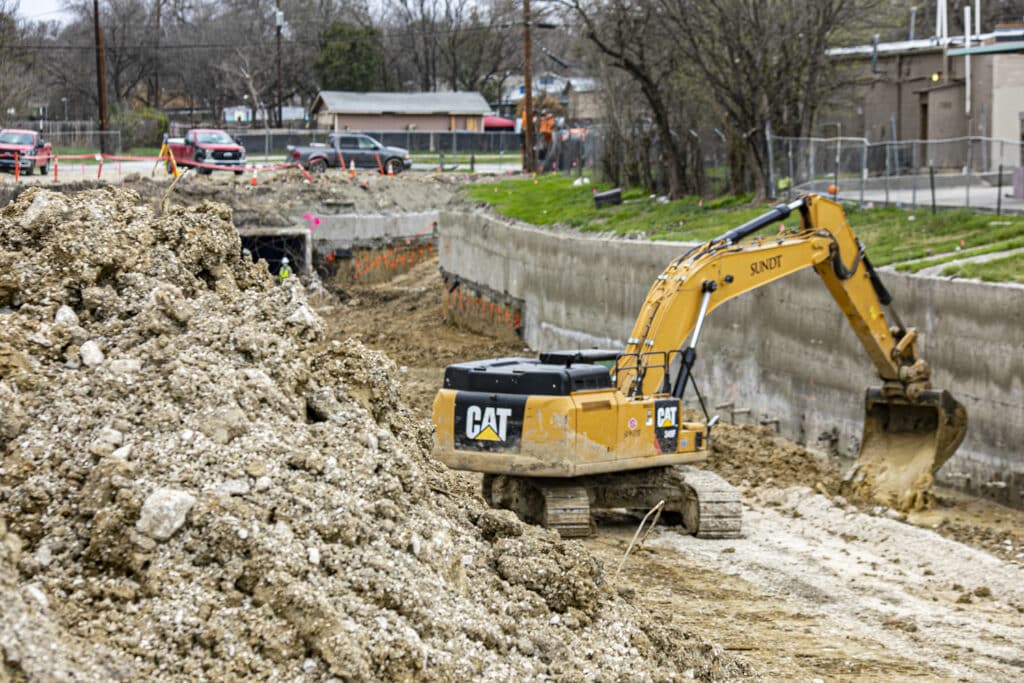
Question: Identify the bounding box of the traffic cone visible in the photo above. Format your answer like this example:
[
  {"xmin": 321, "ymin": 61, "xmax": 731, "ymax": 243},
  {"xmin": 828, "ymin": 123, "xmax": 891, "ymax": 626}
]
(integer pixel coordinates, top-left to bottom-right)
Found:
[
  {"xmin": 250, "ymin": 169, "xmax": 258, "ymax": 186},
  {"xmin": 387, "ymin": 162, "xmax": 394, "ymax": 178},
  {"xmin": 348, "ymin": 159, "xmax": 356, "ymax": 179}
]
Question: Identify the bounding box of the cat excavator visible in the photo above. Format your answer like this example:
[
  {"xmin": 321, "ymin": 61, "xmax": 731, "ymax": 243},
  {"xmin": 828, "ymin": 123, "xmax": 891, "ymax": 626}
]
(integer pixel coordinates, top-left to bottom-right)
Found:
[{"xmin": 431, "ymin": 194, "xmax": 967, "ymax": 538}]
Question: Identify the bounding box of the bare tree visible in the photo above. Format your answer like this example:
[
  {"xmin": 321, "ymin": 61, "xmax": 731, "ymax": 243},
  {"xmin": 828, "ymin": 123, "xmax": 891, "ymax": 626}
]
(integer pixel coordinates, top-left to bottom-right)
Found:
[
  {"xmin": 564, "ymin": 0, "xmax": 698, "ymax": 198},
  {"xmin": 656, "ymin": 0, "xmax": 883, "ymax": 198}
]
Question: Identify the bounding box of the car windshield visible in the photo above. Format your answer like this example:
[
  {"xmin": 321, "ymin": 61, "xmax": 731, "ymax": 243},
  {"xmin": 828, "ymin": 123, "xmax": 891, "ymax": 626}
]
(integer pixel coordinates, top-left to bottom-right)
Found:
[
  {"xmin": 196, "ymin": 131, "xmax": 234, "ymax": 144},
  {"xmin": 0, "ymin": 132, "xmax": 34, "ymax": 145}
]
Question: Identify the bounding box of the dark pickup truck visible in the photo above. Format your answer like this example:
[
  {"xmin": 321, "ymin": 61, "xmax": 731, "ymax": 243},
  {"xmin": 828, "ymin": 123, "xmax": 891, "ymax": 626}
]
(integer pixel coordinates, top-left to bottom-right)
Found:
[{"xmin": 288, "ymin": 133, "xmax": 412, "ymax": 175}]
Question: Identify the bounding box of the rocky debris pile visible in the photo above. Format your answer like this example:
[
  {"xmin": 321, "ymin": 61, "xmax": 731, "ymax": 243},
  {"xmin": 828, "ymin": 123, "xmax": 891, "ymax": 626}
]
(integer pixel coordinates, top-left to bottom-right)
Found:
[{"xmin": 0, "ymin": 187, "xmax": 750, "ymax": 681}]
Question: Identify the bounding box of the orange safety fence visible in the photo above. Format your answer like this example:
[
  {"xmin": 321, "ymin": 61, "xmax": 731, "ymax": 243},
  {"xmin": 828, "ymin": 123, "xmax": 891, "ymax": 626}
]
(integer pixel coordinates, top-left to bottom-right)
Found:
[
  {"xmin": 0, "ymin": 150, "xmax": 320, "ymax": 183},
  {"xmin": 441, "ymin": 285, "xmax": 522, "ymax": 332},
  {"xmin": 351, "ymin": 222, "xmax": 437, "ymax": 281}
]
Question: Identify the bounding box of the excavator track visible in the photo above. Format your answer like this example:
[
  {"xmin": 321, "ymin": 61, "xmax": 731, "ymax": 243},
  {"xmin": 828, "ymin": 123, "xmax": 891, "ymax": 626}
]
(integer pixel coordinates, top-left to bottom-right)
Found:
[
  {"xmin": 482, "ymin": 466, "xmax": 741, "ymax": 539},
  {"xmin": 670, "ymin": 466, "xmax": 743, "ymax": 539},
  {"xmin": 484, "ymin": 475, "xmax": 593, "ymax": 538}
]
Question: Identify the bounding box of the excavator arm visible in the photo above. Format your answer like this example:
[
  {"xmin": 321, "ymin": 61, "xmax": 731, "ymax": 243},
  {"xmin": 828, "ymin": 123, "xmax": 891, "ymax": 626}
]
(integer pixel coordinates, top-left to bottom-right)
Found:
[{"xmin": 619, "ymin": 194, "xmax": 966, "ymax": 510}]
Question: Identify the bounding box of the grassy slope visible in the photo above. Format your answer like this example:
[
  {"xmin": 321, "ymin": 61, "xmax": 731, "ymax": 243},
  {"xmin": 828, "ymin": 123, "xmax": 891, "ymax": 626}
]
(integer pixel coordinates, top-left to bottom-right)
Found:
[{"xmin": 463, "ymin": 175, "xmax": 1024, "ymax": 276}]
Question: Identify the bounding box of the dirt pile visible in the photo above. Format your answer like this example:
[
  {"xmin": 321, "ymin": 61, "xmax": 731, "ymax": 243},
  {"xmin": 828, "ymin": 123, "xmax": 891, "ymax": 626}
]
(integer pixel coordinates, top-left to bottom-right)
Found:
[
  {"xmin": 704, "ymin": 422, "xmax": 843, "ymax": 495},
  {"xmin": 129, "ymin": 171, "xmax": 461, "ymax": 227},
  {"xmin": 0, "ymin": 187, "xmax": 750, "ymax": 681}
]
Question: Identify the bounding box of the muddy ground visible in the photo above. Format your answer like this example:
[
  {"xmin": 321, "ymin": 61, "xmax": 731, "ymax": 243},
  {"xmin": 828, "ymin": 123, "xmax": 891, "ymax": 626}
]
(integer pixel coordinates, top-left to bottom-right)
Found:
[{"xmin": 325, "ymin": 246, "xmax": 1024, "ymax": 681}]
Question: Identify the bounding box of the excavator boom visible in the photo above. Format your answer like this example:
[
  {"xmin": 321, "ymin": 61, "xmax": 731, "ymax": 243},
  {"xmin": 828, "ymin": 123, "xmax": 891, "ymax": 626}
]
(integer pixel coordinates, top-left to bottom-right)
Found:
[{"xmin": 620, "ymin": 194, "xmax": 966, "ymax": 509}]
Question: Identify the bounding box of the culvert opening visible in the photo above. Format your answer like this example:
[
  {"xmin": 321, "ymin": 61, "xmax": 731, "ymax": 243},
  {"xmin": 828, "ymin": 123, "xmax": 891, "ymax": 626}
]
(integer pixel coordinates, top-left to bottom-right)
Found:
[{"xmin": 241, "ymin": 231, "xmax": 309, "ymax": 275}]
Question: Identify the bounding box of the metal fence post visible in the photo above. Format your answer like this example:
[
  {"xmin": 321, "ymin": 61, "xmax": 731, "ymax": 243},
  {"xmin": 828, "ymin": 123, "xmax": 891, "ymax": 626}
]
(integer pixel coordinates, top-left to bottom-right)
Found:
[
  {"xmin": 765, "ymin": 121, "xmax": 775, "ymax": 199},
  {"xmin": 997, "ymin": 163, "xmax": 1003, "ymax": 215},
  {"xmin": 884, "ymin": 141, "xmax": 891, "ymax": 206},
  {"xmin": 965, "ymin": 137, "xmax": 973, "ymax": 208},
  {"xmin": 929, "ymin": 164, "xmax": 936, "ymax": 214},
  {"xmin": 809, "ymin": 139, "xmax": 816, "ymax": 194},
  {"xmin": 911, "ymin": 140, "xmax": 918, "ymax": 209},
  {"xmin": 860, "ymin": 141, "xmax": 867, "ymax": 204},
  {"xmin": 787, "ymin": 140, "xmax": 794, "ymax": 201}
]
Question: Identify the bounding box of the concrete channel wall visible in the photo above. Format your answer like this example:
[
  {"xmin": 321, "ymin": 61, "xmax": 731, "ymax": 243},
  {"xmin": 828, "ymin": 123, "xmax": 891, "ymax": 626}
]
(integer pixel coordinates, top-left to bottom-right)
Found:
[{"xmin": 438, "ymin": 209, "xmax": 1024, "ymax": 507}]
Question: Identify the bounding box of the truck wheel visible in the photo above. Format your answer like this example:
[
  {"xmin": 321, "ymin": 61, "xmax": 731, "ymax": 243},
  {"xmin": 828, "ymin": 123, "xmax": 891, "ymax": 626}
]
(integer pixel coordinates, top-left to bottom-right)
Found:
[
  {"xmin": 39, "ymin": 163, "xmax": 48, "ymax": 175},
  {"xmin": 198, "ymin": 166, "xmax": 212, "ymax": 175},
  {"xmin": 309, "ymin": 159, "xmax": 328, "ymax": 174},
  {"xmin": 386, "ymin": 158, "xmax": 403, "ymax": 175},
  {"xmin": 234, "ymin": 170, "xmax": 244, "ymax": 176}
]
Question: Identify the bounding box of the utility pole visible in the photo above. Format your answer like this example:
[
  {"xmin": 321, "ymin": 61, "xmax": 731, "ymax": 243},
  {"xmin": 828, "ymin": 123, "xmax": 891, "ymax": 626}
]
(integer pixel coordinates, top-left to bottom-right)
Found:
[
  {"xmin": 93, "ymin": 0, "xmax": 108, "ymax": 153},
  {"xmin": 276, "ymin": 1, "xmax": 283, "ymax": 128},
  {"xmin": 522, "ymin": 0, "xmax": 535, "ymax": 173}
]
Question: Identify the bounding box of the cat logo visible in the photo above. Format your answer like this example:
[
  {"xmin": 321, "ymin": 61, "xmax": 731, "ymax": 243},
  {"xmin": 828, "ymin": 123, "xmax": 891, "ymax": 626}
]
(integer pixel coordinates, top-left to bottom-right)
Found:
[
  {"xmin": 466, "ymin": 405, "xmax": 512, "ymax": 442},
  {"xmin": 654, "ymin": 399, "xmax": 680, "ymax": 452},
  {"xmin": 656, "ymin": 405, "xmax": 678, "ymax": 429}
]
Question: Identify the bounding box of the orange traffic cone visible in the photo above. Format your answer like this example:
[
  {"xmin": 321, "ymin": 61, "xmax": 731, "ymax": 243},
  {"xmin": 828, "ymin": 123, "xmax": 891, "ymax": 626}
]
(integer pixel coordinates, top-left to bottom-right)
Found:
[
  {"xmin": 348, "ymin": 159, "xmax": 356, "ymax": 179},
  {"xmin": 250, "ymin": 169, "xmax": 258, "ymax": 186},
  {"xmin": 387, "ymin": 162, "xmax": 394, "ymax": 177}
]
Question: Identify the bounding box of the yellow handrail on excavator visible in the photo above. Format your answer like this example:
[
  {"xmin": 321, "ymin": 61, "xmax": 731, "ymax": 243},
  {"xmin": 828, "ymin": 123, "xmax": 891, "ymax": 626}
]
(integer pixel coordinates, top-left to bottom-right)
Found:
[{"xmin": 619, "ymin": 193, "xmax": 967, "ymax": 509}]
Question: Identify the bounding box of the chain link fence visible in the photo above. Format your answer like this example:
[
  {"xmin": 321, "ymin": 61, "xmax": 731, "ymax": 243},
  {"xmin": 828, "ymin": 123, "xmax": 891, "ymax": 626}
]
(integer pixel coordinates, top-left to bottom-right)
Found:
[
  {"xmin": 169, "ymin": 123, "xmax": 524, "ymax": 157},
  {"xmin": 2, "ymin": 125, "xmax": 124, "ymax": 153},
  {"xmin": 770, "ymin": 136, "xmax": 1024, "ymax": 211}
]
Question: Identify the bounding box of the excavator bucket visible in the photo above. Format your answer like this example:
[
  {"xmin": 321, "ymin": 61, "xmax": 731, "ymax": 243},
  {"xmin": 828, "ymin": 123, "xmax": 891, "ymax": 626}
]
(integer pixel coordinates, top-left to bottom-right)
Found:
[{"xmin": 844, "ymin": 388, "xmax": 967, "ymax": 511}]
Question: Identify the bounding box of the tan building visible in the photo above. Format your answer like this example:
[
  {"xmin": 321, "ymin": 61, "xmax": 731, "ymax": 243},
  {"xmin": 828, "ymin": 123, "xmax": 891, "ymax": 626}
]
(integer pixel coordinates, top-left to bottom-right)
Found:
[
  {"xmin": 828, "ymin": 26, "xmax": 1024, "ymax": 169},
  {"xmin": 562, "ymin": 78, "xmax": 601, "ymax": 123},
  {"xmin": 310, "ymin": 91, "xmax": 490, "ymax": 132}
]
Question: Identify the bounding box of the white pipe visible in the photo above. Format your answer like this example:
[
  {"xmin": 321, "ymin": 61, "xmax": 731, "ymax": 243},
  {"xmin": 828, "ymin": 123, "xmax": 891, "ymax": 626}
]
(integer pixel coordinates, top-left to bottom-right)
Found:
[
  {"xmin": 935, "ymin": 0, "xmax": 941, "ymax": 38},
  {"xmin": 965, "ymin": 7, "xmax": 972, "ymax": 116},
  {"xmin": 975, "ymin": 0, "xmax": 981, "ymax": 39}
]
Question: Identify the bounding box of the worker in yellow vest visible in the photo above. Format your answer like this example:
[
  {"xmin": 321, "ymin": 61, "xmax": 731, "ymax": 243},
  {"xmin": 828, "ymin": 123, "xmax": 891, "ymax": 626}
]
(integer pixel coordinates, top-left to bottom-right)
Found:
[{"xmin": 278, "ymin": 256, "xmax": 292, "ymax": 284}]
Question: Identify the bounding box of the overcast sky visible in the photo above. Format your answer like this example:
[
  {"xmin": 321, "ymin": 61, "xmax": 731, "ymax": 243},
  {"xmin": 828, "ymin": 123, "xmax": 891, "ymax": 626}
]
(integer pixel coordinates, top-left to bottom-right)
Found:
[{"xmin": 18, "ymin": 0, "xmax": 73, "ymax": 24}]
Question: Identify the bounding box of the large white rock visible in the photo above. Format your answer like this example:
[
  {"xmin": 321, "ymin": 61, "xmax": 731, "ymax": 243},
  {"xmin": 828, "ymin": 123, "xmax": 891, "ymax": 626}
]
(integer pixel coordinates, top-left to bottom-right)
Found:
[
  {"xmin": 54, "ymin": 305, "xmax": 79, "ymax": 327},
  {"xmin": 79, "ymin": 340, "xmax": 105, "ymax": 367},
  {"xmin": 135, "ymin": 488, "xmax": 196, "ymax": 541}
]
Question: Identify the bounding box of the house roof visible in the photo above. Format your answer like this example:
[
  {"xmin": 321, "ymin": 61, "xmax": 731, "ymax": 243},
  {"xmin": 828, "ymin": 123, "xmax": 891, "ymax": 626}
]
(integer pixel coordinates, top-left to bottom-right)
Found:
[
  {"xmin": 947, "ymin": 40, "xmax": 1024, "ymax": 56},
  {"xmin": 312, "ymin": 91, "xmax": 490, "ymax": 116}
]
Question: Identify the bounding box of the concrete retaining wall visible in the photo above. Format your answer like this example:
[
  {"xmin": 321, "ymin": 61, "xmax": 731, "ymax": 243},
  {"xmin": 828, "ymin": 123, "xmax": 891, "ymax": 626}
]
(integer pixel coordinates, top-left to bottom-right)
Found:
[
  {"xmin": 438, "ymin": 209, "xmax": 1024, "ymax": 507},
  {"xmin": 305, "ymin": 210, "xmax": 438, "ymax": 251}
]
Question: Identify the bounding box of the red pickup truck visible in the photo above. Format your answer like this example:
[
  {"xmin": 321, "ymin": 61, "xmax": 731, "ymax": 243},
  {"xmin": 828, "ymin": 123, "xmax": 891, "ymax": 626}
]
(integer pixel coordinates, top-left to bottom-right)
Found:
[
  {"xmin": 166, "ymin": 129, "xmax": 246, "ymax": 175},
  {"xmin": 0, "ymin": 129, "xmax": 53, "ymax": 175}
]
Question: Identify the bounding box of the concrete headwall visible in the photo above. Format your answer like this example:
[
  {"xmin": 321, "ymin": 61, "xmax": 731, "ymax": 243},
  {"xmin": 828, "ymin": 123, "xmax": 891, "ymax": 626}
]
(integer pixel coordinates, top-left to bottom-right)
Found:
[
  {"xmin": 438, "ymin": 209, "xmax": 1024, "ymax": 507},
  {"xmin": 305, "ymin": 210, "xmax": 438, "ymax": 250}
]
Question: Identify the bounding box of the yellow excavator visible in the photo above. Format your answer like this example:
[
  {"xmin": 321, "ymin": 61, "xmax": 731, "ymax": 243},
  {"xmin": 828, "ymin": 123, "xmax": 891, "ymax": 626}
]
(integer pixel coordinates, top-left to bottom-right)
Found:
[{"xmin": 432, "ymin": 194, "xmax": 967, "ymax": 538}]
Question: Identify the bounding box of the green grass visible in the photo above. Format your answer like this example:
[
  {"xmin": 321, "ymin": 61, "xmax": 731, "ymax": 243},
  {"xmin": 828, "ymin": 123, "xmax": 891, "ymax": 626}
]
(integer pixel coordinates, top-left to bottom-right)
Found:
[
  {"xmin": 895, "ymin": 237, "xmax": 1024, "ymax": 273},
  {"xmin": 411, "ymin": 152, "xmax": 515, "ymax": 165},
  {"xmin": 462, "ymin": 174, "xmax": 1024, "ymax": 281},
  {"xmin": 464, "ymin": 174, "xmax": 758, "ymax": 239},
  {"xmin": 940, "ymin": 251, "xmax": 1024, "ymax": 283}
]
